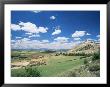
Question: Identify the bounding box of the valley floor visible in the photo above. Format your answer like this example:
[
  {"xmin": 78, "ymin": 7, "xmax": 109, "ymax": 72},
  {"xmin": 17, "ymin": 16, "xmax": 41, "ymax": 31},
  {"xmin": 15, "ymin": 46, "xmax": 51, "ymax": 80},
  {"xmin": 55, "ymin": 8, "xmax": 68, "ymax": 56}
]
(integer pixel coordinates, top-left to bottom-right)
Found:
[{"xmin": 11, "ymin": 50, "xmax": 100, "ymax": 77}]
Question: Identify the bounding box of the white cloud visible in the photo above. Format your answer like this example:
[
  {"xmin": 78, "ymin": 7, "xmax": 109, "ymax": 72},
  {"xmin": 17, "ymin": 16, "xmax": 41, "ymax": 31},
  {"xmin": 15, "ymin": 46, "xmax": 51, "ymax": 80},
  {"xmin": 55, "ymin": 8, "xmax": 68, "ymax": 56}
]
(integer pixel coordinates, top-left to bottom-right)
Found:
[
  {"xmin": 51, "ymin": 26, "xmax": 61, "ymax": 36},
  {"xmin": 42, "ymin": 40, "xmax": 49, "ymax": 43},
  {"xmin": 11, "ymin": 40, "xmax": 16, "ymax": 43},
  {"xmin": 19, "ymin": 22, "xmax": 37, "ymax": 33},
  {"xmin": 31, "ymin": 11, "xmax": 41, "ymax": 13},
  {"xmin": 50, "ymin": 16, "xmax": 56, "ymax": 20},
  {"xmin": 11, "ymin": 22, "xmax": 48, "ymax": 34},
  {"xmin": 16, "ymin": 37, "xmax": 22, "ymax": 39},
  {"xmin": 96, "ymin": 35, "xmax": 100, "ymax": 42},
  {"xmin": 86, "ymin": 33, "xmax": 91, "ymax": 35},
  {"xmin": 38, "ymin": 27, "xmax": 48, "ymax": 33},
  {"xmin": 11, "ymin": 39, "xmax": 42, "ymax": 49},
  {"xmin": 25, "ymin": 32, "xmax": 33, "ymax": 35},
  {"xmin": 11, "ymin": 39, "xmax": 81, "ymax": 50},
  {"xmin": 29, "ymin": 34, "xmax": 40, "ymax": 38},
  {"xmin": 11, "ymin": 24, "xmax": 21, "ymax": 31},
  {"xmin": 52, "ymin": 29, "xmax": 61, "ymax": 35},
  {"xmin": 86, "ymin": 38, "xmax": 94, "ymax": 41},
  {"xmin": 48, "ymin": 41, "xmax": 81, "ymax": 49},
  {"xmin": 54, "ymin": 37, "xmax": 69, "ymax": 43},
  {"xmin": 72, "ymin": 31, "xmax": 86, "ymax": 37},
  {"xmin": 86, "ymin": 38, "xmax": 100, "ymax": 43},
  {"xmin": 96, "ymin": 35, "xmax": 100, "ymax": 38},
  {"xmin": 74, "ymin": 38, "xmax": 81, "ymax": 41},
  {"xmin": 21, "ymin": 38, "xmax": 30, "ymax": 41}
]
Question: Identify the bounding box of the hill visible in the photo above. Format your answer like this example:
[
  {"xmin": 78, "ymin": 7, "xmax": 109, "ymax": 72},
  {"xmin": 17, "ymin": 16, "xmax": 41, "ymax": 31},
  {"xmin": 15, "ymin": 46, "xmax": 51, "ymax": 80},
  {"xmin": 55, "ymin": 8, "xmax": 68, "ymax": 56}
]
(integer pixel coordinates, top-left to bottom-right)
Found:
[{"xmin": 68, "ymin": 40, "xmax": 100, "ymax": 56}]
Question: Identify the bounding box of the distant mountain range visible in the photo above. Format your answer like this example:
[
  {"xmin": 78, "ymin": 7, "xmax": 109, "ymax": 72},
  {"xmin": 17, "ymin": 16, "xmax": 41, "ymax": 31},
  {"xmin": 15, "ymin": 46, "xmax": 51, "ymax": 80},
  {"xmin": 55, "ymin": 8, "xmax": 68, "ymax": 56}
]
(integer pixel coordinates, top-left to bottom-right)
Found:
[{"xmin": 11, "ymin": 48, "xmax": 70, "ymax": 52}]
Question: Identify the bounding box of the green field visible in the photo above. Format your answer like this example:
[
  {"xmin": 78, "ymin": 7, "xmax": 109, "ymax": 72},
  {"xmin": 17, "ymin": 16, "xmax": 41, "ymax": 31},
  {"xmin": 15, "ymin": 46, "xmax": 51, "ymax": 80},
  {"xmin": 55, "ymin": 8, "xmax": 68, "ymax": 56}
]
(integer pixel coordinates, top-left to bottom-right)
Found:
[
  {"xmin": 36, "ymin": 56, "xmax": 84, "ymax": 76},
  {"xmin": 11, "ymin": 50, "xmax": 100, "ymax": 77}
]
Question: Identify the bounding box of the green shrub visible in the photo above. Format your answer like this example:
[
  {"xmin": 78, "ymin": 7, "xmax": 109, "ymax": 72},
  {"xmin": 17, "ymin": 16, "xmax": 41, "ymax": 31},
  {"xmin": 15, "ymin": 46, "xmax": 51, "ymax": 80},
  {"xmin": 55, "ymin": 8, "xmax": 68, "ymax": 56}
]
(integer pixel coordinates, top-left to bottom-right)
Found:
[
  {"xmin": 68, "ymin": 53, "xmax": 74, "ymax": 56},
  {"xmin": 11, "ymin": 68, "xmax": 28, "ymax": 77},
  {"xmin": 88, "ymin": 64, "xmax": 100, "ymax": 71},
  {"xmin": 25, "ymin": 66, "xmax": 41, "ymax": 77},
  {"xmin": 80, "ymin": 56, "xmax": 86, "ymax": 59},
  {"xmin": 11, "ymin": 66, "xmax": 41, "ymax": 77},
  {"xmin": 60, "ymin": 71, "xmax": 77, "ymax": 77},
  {"xmin": 93, "ymin": 71, "xmax": 100, "ymax": 77},
  {"xmin": 84, "ymin": 59, "xmax": 88, "ymax": 64},
  {"xmin": 92, "ymin": 51, "xmax": 100, "ymax": 61},
  {"xmin": 55, "ymin": 53, "xmax": 60, "ymax": 56},
  {"xmin": 68, "ymin": 71, "xmax": 77, "ymax": 77},
  {"xmin": 63, "ymin": 53, "xmax": 69, "ymax": 56}
]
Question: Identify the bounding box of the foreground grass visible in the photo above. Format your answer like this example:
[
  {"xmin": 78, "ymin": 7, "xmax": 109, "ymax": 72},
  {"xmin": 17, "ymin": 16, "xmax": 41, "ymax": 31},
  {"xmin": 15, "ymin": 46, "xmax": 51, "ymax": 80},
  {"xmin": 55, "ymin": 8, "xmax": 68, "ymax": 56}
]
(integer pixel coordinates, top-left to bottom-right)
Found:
[
  {"xmin": 57, "ymin": 58, "xmax": 100, "ymax": 77},
  {"xmin": 37, "ymin": 56, "xmax": 84, "ymax": 76},
  {"xmin": 11, "ymin": 50, "xmax": 100, "ymax": 77},
  {"xmin": 11, "ymin": 56, "xmax": 85, "ymax": 77}
]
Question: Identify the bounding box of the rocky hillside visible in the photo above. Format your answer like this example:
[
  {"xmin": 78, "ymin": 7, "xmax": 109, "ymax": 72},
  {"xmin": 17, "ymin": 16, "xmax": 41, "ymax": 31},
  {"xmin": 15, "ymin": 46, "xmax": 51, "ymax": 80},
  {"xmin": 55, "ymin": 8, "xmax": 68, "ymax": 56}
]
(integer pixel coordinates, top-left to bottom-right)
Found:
[{"xmin": 68, "ymin": 40, "xmax": 100, "ymax": 55}]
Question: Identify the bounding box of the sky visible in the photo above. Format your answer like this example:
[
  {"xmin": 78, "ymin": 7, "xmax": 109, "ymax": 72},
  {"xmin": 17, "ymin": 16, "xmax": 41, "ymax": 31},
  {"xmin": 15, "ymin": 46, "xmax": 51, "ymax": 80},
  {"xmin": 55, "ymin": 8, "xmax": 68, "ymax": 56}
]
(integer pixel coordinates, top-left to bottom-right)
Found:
[{"xmin": 11, "ymin": 11, "xmax": 100, "ymax": 50}]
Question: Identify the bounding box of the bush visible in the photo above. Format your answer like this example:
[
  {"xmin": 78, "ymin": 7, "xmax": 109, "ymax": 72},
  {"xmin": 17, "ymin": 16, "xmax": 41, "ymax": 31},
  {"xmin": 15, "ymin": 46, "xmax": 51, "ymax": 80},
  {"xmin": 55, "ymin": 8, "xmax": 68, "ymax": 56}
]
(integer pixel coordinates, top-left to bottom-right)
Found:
[
  {"xmin": 11, "ymin": 54, "xmax": 20, "ymax": 58},
  {"xmin": 25, "ymin": 66, "xmax": 41, "ymax": 77},
  {"xmin": 84, "ymin": 59, "xmax": 88, "ymax": 64},
  {"xmin": 11, "ymin": 69, "xmax": 28, "ymax": 77},
  {"xmin": 55, "ymin": 53, "xmax": 60, "ymax": 56},
  {"xmin": 42, "ymin": 50, "xmax": 56, "ymax": 53},
  {"xmin": 20, "ymin": 55, "xmax": 28, "ymax": 58},
  {"xmin": 68, "ymin": 71, "xmax": 77, "ymax": 77},
  {"xmin": 88, "ymin": 64, "xmax": 100, "ymax": 71},
  {"xmin": 68, "ymin": 53, "xmax": 74, "ymax": 56},
  {"xmin": 59, "ymin": 70, "xmax": 77, "ymax": 77},
  {"xmin": 58, "ymin": 63, "xmax": 100, "ymax": 77},
  {"xmin": 92, "ymin": 51, "xmax": 100, "ymax": 61},
  {"xmin": 93, "ymin": 71, "xmax": 100, "ymax": 77},
  {"xmin": 80, "ymin": 56, "xmax": 86, "ymax": 59},
  {"xmin": 11, "ymin": 66, "xmax": 41, "ymax": 77}
]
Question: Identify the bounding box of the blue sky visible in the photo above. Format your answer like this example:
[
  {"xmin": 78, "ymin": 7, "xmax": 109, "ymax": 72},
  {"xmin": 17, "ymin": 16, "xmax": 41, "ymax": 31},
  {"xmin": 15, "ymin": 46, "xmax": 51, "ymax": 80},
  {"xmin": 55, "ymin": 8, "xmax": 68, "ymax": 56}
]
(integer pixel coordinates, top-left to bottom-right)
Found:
[{"xmin": 11, "ymin": 11, "xmax": 100, "ymax": 49}]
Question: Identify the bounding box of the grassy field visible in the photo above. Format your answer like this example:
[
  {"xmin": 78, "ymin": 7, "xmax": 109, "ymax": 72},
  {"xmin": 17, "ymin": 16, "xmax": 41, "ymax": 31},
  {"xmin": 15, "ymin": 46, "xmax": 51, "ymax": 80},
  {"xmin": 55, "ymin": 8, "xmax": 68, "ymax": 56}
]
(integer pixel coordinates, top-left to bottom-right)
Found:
[
  {"xmin": 36, "ymin": 56, "xmax": 84, "ymax": 76},
  {"xmin": 11, "ymin": 50, "xmax": 100, "ymax": 77}
]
